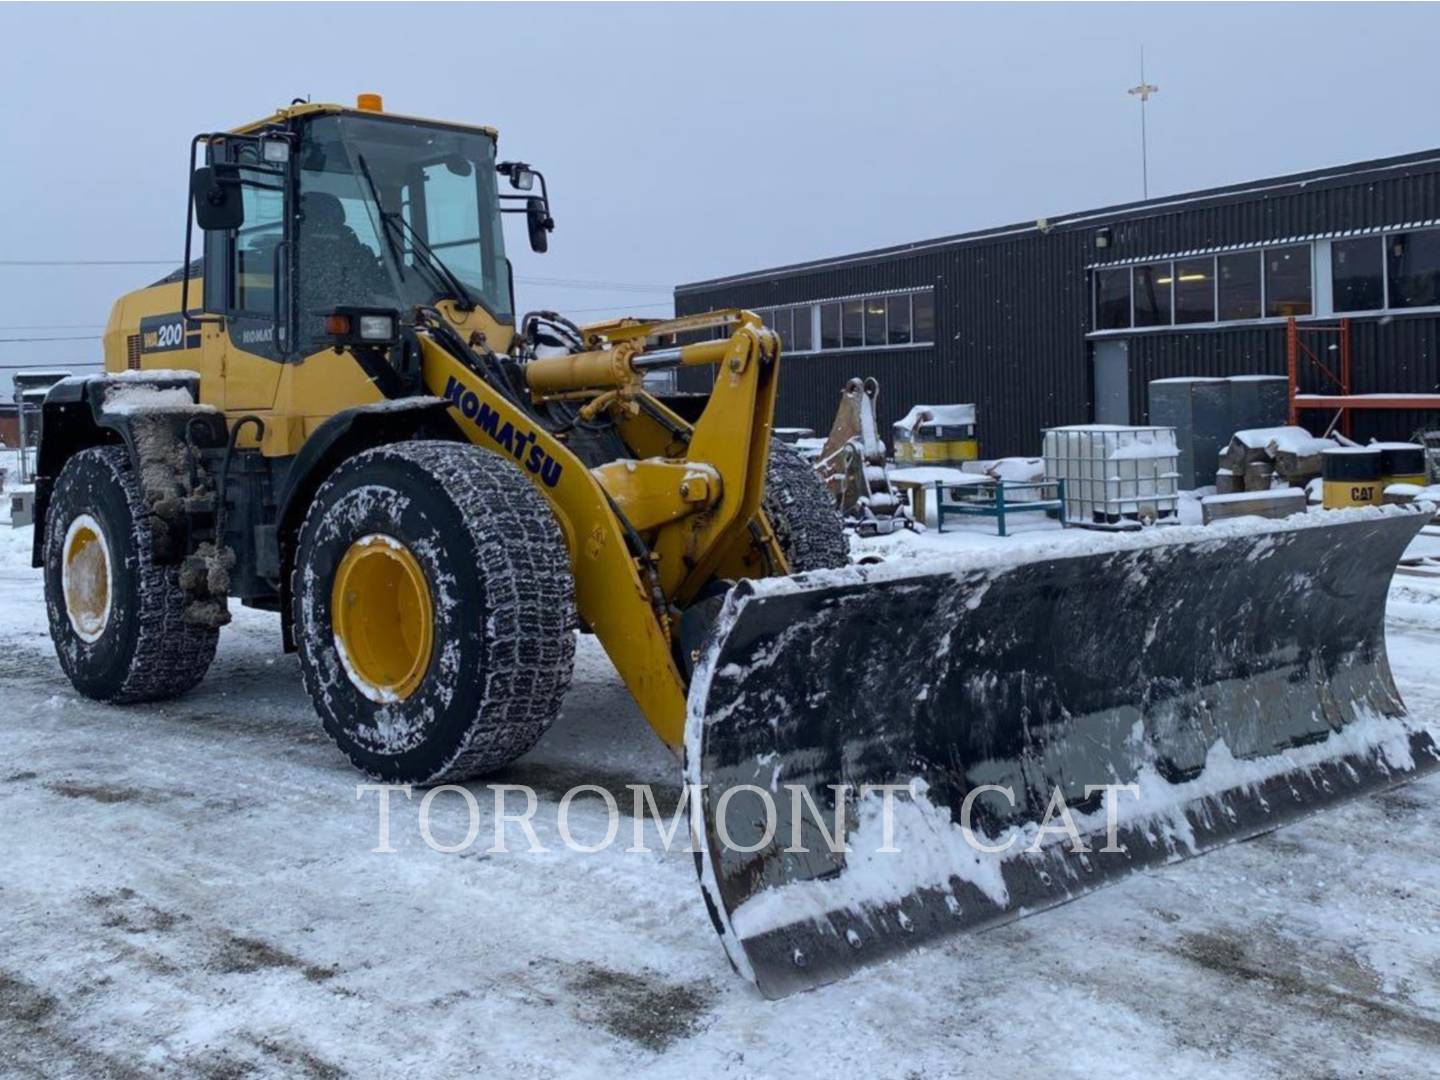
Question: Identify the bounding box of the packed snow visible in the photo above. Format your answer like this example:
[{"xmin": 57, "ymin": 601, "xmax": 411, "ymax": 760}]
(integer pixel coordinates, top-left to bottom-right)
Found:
[
  {"xmin": 893, "ymin": 403, "xmax": 977, "ymax": 432},
  {"xmin": 3, "ymin": 481, "xmax": 1440, "ymax": 1077},
  {"xmin": 102, "ymin": 383, "xmax": 212, "ymax": 416},
  {"xmin": 1233, "ymin": 425, "xmax": 1336, "ymax": 457}
]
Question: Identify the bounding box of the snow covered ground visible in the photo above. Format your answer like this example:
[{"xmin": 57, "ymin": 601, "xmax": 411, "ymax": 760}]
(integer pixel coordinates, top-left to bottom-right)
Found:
[{"xmin": 3, "ymin": 499, "xmax": 1440, "ymax": 1078}]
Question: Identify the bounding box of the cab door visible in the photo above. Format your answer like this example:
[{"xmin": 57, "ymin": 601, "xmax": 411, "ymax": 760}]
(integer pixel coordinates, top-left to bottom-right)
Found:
[{"xmin": 205, "ymin": 139, "xmax": 290, "ymax": 413}]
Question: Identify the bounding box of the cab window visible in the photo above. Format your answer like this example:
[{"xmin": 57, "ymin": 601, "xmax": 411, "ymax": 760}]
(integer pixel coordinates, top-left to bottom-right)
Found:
[
  {"xmin": 232, "ymin": 146, "xmax": 285, "ymax": 315},
  {"xmin": 402, "ymin": 162, "xmax": 487, "ymax": 293}
]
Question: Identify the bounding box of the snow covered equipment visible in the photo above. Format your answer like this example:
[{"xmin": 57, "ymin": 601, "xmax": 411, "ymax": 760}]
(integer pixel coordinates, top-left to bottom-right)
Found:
[
  {"xmin": 687, "ymin": 505, "xmax": 1438, "ymax": 998},
  {"xmin": 32, "ymin": 97, "xmax": 847, "ymax": 756},
  {"xmin": 815, "ymin": 377, "xmax": 914, "ymax": 536},
  {"xmin": 892, "ymin": 403, "xmax": 979, "ymax": 467}
]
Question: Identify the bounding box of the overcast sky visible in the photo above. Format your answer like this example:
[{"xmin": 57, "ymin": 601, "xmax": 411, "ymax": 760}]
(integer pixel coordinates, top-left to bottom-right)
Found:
[{"xmin": 2, "ymin": 2, "xmax": 1437, "ymax": 395}]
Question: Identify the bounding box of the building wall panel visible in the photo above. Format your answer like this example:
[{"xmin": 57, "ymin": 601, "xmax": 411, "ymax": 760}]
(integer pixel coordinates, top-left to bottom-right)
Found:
[{"xmin": 678, "ymin": 152, "xmax": 1440, "ymax": 459}]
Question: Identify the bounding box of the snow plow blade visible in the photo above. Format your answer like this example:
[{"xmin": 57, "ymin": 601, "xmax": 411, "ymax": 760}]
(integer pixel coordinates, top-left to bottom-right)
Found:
[{"xmin": 685, "ymin": 505, "xmax": 1439, "ymax": 998}]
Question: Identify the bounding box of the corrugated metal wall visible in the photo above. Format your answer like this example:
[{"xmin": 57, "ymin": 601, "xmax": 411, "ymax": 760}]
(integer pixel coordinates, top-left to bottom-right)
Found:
[{"xmin": 677, "ymin": 153, "xmax": 1440, "ymax": 458}]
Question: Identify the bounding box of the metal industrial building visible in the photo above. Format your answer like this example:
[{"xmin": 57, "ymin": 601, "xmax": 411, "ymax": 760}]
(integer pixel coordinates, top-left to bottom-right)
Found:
[{"xmin": 673, "ymin": 149, "xmax": 1440, "ymax": 458}]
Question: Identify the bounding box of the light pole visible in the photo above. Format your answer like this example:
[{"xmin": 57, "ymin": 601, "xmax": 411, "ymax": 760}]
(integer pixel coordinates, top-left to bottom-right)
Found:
[{"xmin": 1127, "ymin": 48, "xmax": 1159, "ymax": 200}]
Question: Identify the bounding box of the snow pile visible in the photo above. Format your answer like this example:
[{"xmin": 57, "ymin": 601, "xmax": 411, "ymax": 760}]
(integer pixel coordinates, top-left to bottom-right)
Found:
[
  {"xmin": 1387, "ymin": 483, "xmax": 1426, "ymax": 498},
  {"xmin": 985, "ymin": 457, "xmax": 1045, "ymax": 483}
]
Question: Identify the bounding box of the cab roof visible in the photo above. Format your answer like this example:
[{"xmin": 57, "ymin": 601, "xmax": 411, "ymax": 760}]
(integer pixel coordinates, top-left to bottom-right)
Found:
[{"xmin": 230, "ymin": 101, "xmax": 498, "ymax": 139}]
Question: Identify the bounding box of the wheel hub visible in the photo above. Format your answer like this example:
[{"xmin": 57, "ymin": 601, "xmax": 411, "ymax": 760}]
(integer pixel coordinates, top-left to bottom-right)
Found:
[
  {"xmin": 331, "ymin": 534, "xmax": 435, "ymax": 702},
  {"xmin": 62, "ymin": 514, "xmax": 112, "ymax": 642}
]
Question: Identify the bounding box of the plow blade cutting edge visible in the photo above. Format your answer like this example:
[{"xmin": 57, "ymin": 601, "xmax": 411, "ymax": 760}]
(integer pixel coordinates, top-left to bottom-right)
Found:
[{"xmin": 685, "ymin": 504, "xmax": 1439, "ymax": 998}]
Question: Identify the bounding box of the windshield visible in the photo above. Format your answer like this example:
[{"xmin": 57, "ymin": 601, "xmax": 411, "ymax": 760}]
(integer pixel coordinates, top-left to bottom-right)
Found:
[{"xmin": 296, "ymin": 113, "xmax": 510, "ymax": 345}]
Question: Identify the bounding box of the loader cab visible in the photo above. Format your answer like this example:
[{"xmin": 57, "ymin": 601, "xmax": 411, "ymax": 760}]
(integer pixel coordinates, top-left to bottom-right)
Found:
[{"xmin": 186, "ymin": 103, "xmax": 545, "ymax": 367}]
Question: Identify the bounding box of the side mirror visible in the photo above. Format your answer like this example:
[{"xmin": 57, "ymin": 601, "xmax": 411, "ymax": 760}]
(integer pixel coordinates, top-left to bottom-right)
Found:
[
  {"xmin": 191, "ymin": 164, "xmax": 245, "ymax": 231},
  {"xmin": 526, "ymin": 196, "xmax": 552, "ymax": 253}
]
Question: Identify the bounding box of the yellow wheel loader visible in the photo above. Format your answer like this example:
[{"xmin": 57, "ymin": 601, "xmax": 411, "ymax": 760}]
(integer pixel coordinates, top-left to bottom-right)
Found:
[{"xmin": 33, "ymin": 97, "xmax": 1439, "ymax": 998}]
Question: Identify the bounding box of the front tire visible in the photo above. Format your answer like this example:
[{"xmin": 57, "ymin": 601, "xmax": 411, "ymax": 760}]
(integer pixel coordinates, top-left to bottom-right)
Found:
[
  {"xmin": 764, "ymin": 441, "xmax": 849, "ymax": 571},
  {"xmin": 43, "ymin": 446, "xmax": 219, "ymax": 703},
  {"xmin": 292, "ymin": 441, "xmax": 576, "ymax": 784}
]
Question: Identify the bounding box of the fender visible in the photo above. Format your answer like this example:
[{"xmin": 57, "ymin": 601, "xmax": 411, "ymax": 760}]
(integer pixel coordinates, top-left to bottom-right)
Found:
[{"xmin": 31, "ymin": 373, "xmax": 225, "ymax": 568}]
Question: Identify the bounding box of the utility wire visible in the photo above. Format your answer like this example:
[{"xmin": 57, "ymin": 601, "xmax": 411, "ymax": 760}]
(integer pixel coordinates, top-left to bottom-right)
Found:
[
  {"xmin": 558, "ymin": 301, "xmax": 674, "ymax": 315},
  {"xmin": 0, "ymin": 323, "xmax": 106, "ymax": 331},
  {"xmin": 515, "ymin": 275, "xmax": 670, "ymax": 293},
  {"xmin": 0, "ymin": 259, "xmax": 175, "ymax": 267},
  {"xmin": 0, "ymin": 258, "xmax": 673, "ymax": 293},
  {"xmin": 0, "ymin": 335, "xmax": 98, "ymax": 343}
]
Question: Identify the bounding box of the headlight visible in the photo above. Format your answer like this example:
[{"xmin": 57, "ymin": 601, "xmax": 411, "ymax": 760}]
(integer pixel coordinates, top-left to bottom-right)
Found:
[
  {"xmin": 323, "ymin": 307, "xmax": 401, "ymax": 348},
  {"xmin": 359, "ymin": 315, "xmax": 395, "ymax": 341}
]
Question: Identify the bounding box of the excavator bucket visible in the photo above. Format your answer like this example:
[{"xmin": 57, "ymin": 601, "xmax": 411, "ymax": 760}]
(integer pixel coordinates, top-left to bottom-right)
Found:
[{"xmin": 685, "ymin": 505, "xmax": 1439, "ymax": 998}]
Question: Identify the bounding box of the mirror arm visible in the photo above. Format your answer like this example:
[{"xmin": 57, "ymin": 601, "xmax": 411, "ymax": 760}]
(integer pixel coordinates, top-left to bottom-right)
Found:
[{"xmin": 182, "ymin": 133, "xmax": 224, "ymax": 328}]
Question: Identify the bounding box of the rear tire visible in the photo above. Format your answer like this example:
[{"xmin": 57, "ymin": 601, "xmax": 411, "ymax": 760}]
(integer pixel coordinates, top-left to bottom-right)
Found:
[
  {"xmin": 43, "ymin": 446, "xmax": 219, "ymax": 703},
  {"xmin": 764, "ymin": 441, "xmax": 849, "ymax": 571},
  {"xmin": 292, "ymin": 441, "xmax": 576, "ymax": 784}
]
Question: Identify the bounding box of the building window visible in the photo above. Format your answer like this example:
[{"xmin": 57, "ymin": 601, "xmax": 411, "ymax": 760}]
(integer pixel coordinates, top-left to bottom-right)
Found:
[
  {"xmin": 841, "ymin": 299, "xmax": 864, "ymax": 348},
  {"xmin": 887, "ymin": 294, "xmax": 912, "ymax": 344},
  {"xmin": 1133, "ymin": 262, "xmax": 1171, "ymax": 327},
  {"xmin": 1333, "ymin": 237, "xmax": 1385, "ymax": 312},
  {"xmin": 770, "ymin": 306, "xmax": 793, "ymax": 350},
  {"xmin": 1094, "ymin": 267, "xmax": 1130, "ymax": 329},
  {"xmin": 792, "ymin": 304, "xmax": 813, "ymax": 351},
  {"xmin": 820, "ymin": 302, "xmax": 841, "ymax": 349},
  {"xmin": 734, "ymin": 289, "xmax": 931, "ymax": 353},
  {"xmin": 1265, "ymin": 245, "xmax": 1312, "ymax": 317},
  {"xmin": 1090, "ymin": 223, "xmax": 1440, "ymax": 332},
  {"xmin": 1387, "ymin": 229, "xmax": 1440, "ymax": 309},
  {"xmin": 1218, "ymin": 252, "xmax": 1262, "ymax": 321},
  {"xmin": 1173, "ymin": 257, "xmax": 1215, "ymax": 324},
  {"xmin": 864, "ymin": 296, "xmax": 887, "ymax": 346},
  {"xmin": 913, "ymin": 291, "xmax": 935, "ymax": 343}
]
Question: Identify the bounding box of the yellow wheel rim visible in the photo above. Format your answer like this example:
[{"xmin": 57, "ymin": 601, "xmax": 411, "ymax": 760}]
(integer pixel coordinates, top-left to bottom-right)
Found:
[
  {"xmin": 63, "ymin": 514, "xmax": 112, "ymax": 642},
  {"xmin": 331, "ymin": 534, "xmax": 435, "ymax": 702}
]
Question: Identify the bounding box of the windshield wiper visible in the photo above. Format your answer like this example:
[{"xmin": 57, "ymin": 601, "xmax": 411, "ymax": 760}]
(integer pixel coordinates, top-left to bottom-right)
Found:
[
  {"xmin": 355, "ymin": 153, "xmax": 476, "ymax": 312},
  {"xmin": 353, "ymin": 154, "xmax": 409, "ymax": 286},
  {"xmin": 391, "ymin": 213, "xmax": 478, "ymax": 313}
]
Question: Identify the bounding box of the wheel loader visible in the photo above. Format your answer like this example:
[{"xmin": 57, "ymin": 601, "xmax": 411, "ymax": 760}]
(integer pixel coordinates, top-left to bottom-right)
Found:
[{"xmin": 33, "ymin": 96, "xmax": 1439, "ymax": 998}]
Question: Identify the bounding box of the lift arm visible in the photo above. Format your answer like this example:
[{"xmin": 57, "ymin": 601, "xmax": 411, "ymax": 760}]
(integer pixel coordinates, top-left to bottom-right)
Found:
[{"xmin": 420, "ymin": 310, "xmax": 783, "ymax": 748}]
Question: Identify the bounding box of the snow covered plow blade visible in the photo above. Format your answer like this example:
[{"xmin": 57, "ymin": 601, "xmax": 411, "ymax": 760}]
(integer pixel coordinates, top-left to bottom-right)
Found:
[{"xmin": 686, "ymin": 505, "xmax": 1439, "ymax": 998}]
